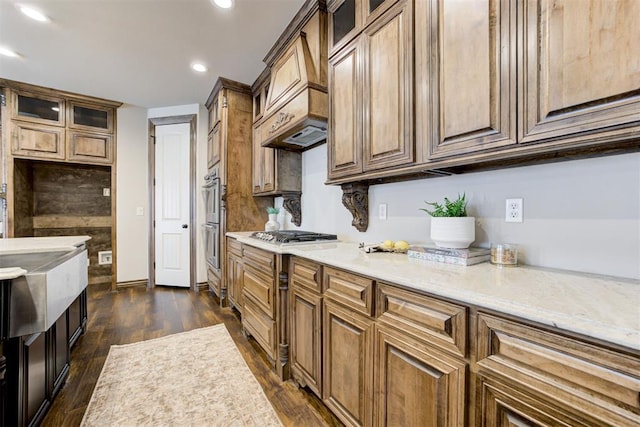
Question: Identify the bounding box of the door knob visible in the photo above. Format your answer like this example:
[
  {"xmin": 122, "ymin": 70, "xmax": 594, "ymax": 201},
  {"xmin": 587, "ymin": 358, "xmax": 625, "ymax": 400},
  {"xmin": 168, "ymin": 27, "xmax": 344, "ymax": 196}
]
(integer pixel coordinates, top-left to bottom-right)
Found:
[{"xmin": 182, "ymin": 224, "xmax": 188, "ymax": 229}]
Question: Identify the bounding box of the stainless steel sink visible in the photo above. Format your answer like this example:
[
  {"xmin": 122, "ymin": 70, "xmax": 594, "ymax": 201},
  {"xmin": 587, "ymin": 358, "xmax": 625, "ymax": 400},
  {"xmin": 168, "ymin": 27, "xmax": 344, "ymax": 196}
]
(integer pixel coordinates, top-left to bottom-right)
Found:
[{"xmin": 1, "ymin": 247, "xmax": 88, "ymax": 337}]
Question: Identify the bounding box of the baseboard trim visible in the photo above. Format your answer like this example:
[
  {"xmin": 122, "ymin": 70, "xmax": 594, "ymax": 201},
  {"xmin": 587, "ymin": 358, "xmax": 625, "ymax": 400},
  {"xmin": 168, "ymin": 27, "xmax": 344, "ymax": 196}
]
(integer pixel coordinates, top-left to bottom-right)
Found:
[
  {"xmin": 116, "ymin": 279, "xmax": 149, "ymax": 289},
  {"xmin": 89, "ymin": 275, "xmax": 113, "ymax": 285}
]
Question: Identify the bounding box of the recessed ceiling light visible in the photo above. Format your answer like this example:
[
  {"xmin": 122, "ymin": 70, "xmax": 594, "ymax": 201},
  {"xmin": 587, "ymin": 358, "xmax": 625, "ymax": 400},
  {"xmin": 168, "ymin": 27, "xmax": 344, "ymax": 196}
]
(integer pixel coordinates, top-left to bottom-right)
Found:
[
  {"xmin": 0, "ymin": 46, "xmax": 18, "ymax": 58},
  {"xmin": 211, "ymin": 0, "xmax": 234, "ymax": 9},
  {"xmin": 19, "ymin": 5, "xmax": 50, "ymax": 22},
  {"xmin": 192, "ymin": 63, "xmax": 207, "ymax": 73}
]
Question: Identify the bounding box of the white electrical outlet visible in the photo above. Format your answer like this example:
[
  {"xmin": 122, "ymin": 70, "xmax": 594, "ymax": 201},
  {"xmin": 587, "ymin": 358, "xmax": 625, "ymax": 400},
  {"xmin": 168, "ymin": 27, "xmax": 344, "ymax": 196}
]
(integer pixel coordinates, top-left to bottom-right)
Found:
[
  {"xmin": 505, "ymin": 198, "xmax": 523, "ymax": 223},
  {"xmin": 379, "ymin": 203, "xmax": 388, "ymax": 220},
  {"xmin": 103, "ymin": 188, "xmax": 111, "ymax": 197}
]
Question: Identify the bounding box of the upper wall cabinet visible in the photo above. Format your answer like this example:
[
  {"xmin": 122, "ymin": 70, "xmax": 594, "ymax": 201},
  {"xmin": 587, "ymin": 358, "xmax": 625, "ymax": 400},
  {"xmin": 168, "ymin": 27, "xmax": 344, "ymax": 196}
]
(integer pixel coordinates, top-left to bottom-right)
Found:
[
  {"xmin": 329, "ymin": 0, "xmax": 400, "ymax": 55},
  {"xmin": 68, "ymin": 101, "xmax": 114, "ymax": 133},
  {"xmin": 11, "ymin": 91, "xmax": 65, "ymax": 127},
  {"xmin": 5, "ymin": 84, "xmax": 119, "ymax": 165},
  {"xmin": 416, "ymin": 0, "xmax": 517, "ymax": 160},
  {"xmin": 416, "ymin": 0, "xmax": 640, "ymax": 162},
  {"xmin": 328, "ymin": 0, "xmax": 413, "ymax": 180},
  {"xmin": 519, "ymin": 0, "xmax": 640, "ymax": 145}
]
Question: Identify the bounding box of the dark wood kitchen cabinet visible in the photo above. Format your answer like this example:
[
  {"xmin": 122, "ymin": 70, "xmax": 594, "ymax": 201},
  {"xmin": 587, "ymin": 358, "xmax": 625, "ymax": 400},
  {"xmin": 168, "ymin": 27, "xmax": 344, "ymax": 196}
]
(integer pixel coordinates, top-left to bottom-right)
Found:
[
  {"xmin": 327, "ymin": 0, "xmax": 639, "ymax": 231},
  {"xmin": 226, "ymin": 237, "xmax": 244, "ymax": 314},
  {"xmin": 289, "ymin": 258, "xmax": 323, "ymax": 397},
  {"xmin": 322, "ymin": 267, "xmax": 375, "ymax": 427},
  {"xmin": 323, "ymin": 299, "xmax": 374, "ymax": 427},
  {"xmin": 374, "ymin": 283, "xmax": 468, "ymax": 426},
  {"xmin": 415, "ymin": 0, "xmax": 517, "ymax": 160},
  {"xmin": 250, "ymin": 69, "xmax": 302, "ymax": 198},
  {"xmin": 328, "ymin": 0, "xmax": 414, "ymax": 180},
  {"xmin": 204, "ymin": 78, "xmax": 271, "ymax": 302},
  {"xmin": 476, "ymin": 313, "xmax": 640, "ymax": 427},
  {"xmin": 241, "ymin": 245, "xmax": 278, "ymax": 362},
  {"xmin": 282, "ymin": 255, "xmax": 640, "ymax": 427},
  {"xmin": 3, "ymin": 291, "xmax": 87, "ymax": 427},
  {"xmin": 1, "ymin": 79, "xmax": 120, "ymax": 290},
  {"xmin": 415, "ymin": 0, "xmax": 640, "ymax": 162},
  {"xmin": 6, "ymin": 86, "xmax": 117, "ymax": 165}
]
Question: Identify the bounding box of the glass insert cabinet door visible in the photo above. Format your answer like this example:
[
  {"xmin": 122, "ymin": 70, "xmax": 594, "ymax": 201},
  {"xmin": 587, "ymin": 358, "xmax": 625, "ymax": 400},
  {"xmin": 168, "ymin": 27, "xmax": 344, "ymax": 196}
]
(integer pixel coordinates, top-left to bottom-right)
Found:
[
  {"xmin": 68, "ymin": 101, "xmax": 114, "ymax": 132},
  {"xmin": 330, "ymin": 0, "xmax": 400, "ymax": 53},
  {"xmin": 12, "ymin": 91, "xmax": 65, "ymax": 126}
]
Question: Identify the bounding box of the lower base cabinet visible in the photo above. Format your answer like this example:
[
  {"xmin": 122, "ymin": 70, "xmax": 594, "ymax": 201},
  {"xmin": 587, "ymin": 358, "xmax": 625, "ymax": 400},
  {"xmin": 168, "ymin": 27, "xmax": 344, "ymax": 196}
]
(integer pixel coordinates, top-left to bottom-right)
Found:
[
  {"xmin": 476, "ymin": 313, "xmax": 640, "ymax": 427},
  {"xmin": 374, "ymin": 325, "xmax": 467, "ymax": 426},
  {"xmin": 287, "ymin": 256, "xmax": 639, "ymax": 427},
  {"xmin": 289, "ymin": 286, "xmax": 322, "ymax": 395},
  {"xmin": 323, "ymin": 300, "xmax": 374, "ymax": 427},
  {"xmin": 68, "ymin": 289, "xmax": 87, "ymax": 350},
  {"xmin": 4, "ymin": 291, "xmax": 87, "ymax": 427}
]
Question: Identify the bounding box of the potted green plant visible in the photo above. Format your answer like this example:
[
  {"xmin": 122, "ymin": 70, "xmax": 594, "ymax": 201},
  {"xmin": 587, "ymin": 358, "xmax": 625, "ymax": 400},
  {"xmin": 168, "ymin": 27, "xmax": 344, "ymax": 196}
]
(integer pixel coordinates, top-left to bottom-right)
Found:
[
  {"xmin": 265, "ymin": 207, "xmax": 280, "ymax": 231},
  {"xmin": 420, "ymin": 193, "xmax": 475, "ymax": 248}
]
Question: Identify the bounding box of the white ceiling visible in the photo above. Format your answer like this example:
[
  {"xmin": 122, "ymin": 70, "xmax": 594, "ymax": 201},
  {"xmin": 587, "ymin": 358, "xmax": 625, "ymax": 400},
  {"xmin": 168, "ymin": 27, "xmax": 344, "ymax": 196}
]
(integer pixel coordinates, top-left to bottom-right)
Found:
[{"xmin": 0, "ymin": 0, "xmax": 305, "ymax": 108}]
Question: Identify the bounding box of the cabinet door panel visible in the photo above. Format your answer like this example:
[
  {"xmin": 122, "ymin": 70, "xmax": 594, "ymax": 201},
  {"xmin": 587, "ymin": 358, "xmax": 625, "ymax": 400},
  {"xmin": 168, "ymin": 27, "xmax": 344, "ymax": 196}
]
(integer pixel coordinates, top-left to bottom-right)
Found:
[
  {"xmin": 329, "ymin": 39, "xmax": 363, "ymax": 179},
  {"xmin": 68, "ymin": 101, "xmax": 114, "ymax": 133},
  {"xmin": 67, "ymin": 131, "xmax": 113, "ymax": 164},
  {"xmin": 12, "ymin": 122, "xmax": 65, "ymax": 160},
  {"xmin": 243, "ymin": 298, "xmax": 277, "ymax": 361},
  {"xmin": 208, "ymin": 122, "xmax": 221, "ymax": 168},
  {"xmin": 290, "ymin": 287, "xmax": 322, "ymax": 396},
  {"xmin": 323, "ymin": 300, "xmax": 373, "ymax": 427},
  {"xmin": 363, "ymin": 0, "xmax": 413, "ymax": 171},
  {"xmin": 374, "ymin": 325, "xmax": 467, "ymax": 427},
  {"xmin": 477, "ymin": 313, "xmax": 640, "ymax": 426},
  {"xmin": 520, "ymin": 0, "xmax": 640, "ymax": 143},
  {"xmin": 479, "ymin": 377, "xmax": 577, "ymax": 426},
  {"xmin": 417, "ymin": 0, "xmax": 517, "ymax": 160}
]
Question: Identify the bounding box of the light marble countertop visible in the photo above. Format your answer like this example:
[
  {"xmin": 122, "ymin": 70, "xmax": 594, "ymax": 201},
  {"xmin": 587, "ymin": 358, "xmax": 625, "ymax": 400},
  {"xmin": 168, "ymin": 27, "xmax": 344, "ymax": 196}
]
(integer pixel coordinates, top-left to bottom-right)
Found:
[
  {"xmin": 0, "ymin": 236, "xmax": 91, "ymax": 279},
  {"xmin": 228, "ymin": 231, "xmax": 640, "ymax": 351}
]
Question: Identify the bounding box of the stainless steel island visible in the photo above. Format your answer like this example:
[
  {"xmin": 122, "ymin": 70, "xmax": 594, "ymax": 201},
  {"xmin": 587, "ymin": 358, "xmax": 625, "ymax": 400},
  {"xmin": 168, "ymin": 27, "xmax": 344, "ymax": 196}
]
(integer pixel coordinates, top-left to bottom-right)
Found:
[{"xmin": 0, "ymin": 236, "xmax": 90, "ymax": 427}]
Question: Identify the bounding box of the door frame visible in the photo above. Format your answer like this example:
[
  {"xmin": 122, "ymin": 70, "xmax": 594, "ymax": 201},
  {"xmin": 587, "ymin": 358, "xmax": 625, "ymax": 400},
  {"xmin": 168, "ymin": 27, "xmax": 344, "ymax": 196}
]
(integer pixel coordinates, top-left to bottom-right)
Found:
[{"xmin": 148, "ymin": 115, "xmax": 197, "ymax": 290}]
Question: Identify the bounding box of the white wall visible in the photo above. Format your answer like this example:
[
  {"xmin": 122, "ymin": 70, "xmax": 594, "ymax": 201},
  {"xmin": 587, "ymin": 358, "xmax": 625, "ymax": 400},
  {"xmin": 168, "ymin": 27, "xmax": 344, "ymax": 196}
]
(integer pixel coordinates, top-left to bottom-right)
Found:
[
  {"xmin": 117, "ymin": 103, "xmax": 208, "ymax": 284},
  {"xmin": 277, "ymin": 148, "xmax": 640, "ymax": 280},
  {"xmin": 115, "ymin": 104, "xmax": 149, "ymax": 282}
]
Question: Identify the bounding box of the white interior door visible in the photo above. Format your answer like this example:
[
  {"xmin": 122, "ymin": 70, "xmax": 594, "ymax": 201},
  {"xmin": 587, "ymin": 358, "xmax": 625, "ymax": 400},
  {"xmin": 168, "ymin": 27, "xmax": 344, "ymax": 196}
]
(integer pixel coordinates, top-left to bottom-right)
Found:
[{"xmin": 155, "ymin": 123, "xmax": 190, "ymax": 287}]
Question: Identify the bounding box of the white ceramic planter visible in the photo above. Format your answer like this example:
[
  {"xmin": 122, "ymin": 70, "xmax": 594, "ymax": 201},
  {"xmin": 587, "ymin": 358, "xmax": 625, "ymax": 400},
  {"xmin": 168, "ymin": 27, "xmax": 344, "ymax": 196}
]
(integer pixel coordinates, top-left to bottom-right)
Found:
[
  {"xmin": 265, "ymin": 214, "xmax": 280, "ymax": 231},
  {"xmin": 430, "ymin": 216, "xmax": 476, "ymax": 249}
]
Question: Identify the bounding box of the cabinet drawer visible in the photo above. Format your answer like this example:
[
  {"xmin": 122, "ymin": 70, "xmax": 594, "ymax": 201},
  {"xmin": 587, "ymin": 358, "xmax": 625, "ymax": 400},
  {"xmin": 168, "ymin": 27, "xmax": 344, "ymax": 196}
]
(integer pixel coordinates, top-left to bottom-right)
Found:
[
  {"xmin": 324, "ymin": 266, "xmax": 374, "ymax": 316},
  {"xmin": 243, "ymin": 298, "xmax": 277, "ymax": 361},
  {"xmin": 290, "ymin": 257, "xmax": 323, "ymax": 293},
  {"xmin": 376, "ymin": 283, "xmax": 467, "ymax": 358},
  {"xmin": 227, "ymin": 237, "xmax": 242, "ymax": 256},
  {"xmin": 207, "ymin": 267, "xmax": 221, "ymax": 296},
  {"xmin": 242, "ymin": 263, "xmax": 275, "ymax": 317},
  {"xmin": 477, "ymin": 313, "xmax": 640, "ymax": 426},
  {"xmin": 12, "ymin": 122, "xmax": 65, "ymax": 160},
  {"xmin": 242, "ymin": 245, "xmax": 275, "ymax": 273}
]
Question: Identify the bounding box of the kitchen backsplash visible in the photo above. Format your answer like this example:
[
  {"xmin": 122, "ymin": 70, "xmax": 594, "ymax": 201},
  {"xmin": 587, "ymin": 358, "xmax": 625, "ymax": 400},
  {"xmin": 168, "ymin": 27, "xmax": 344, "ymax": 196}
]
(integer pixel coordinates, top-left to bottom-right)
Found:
[{"xmin": 275, "ymin": 147, "xmax": 640, "ymax": 281}]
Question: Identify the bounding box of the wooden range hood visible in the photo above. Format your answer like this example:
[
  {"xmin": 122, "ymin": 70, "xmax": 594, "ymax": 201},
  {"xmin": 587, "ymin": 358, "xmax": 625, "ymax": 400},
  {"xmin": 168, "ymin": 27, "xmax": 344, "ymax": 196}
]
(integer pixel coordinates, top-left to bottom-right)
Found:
[{"xmin": 259, "ymin": 2, "xmax": 328, "ymax": 152}]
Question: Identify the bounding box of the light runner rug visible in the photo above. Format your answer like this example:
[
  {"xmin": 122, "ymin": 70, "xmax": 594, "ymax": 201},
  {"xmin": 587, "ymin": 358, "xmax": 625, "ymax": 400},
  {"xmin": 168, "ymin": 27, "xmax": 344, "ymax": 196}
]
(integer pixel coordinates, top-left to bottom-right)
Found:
[{"xmin": 81, "ymin": 324, "xmax": 283, "ymax": 426}]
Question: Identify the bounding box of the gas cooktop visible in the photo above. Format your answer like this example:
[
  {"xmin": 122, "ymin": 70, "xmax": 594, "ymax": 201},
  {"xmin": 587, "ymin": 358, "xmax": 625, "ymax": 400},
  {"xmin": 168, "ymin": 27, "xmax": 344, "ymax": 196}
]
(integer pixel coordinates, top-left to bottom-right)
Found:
[{"xmin": 250, "ymin": 230, "xmax": 338, "ymax": 244}]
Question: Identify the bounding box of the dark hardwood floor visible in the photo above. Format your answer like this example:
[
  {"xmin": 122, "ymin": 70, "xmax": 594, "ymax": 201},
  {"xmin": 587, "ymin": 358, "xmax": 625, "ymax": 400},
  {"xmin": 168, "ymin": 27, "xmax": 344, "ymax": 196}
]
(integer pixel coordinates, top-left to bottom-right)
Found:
[{"xmin": 42, "ymin": 283, "xmax": 342, "ymax": 427}]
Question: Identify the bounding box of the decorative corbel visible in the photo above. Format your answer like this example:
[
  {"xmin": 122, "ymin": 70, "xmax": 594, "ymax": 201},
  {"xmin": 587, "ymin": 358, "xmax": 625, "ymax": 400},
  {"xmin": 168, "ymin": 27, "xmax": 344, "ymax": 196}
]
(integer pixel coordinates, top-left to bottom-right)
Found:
[
  {"xmin": 282, "ymin": 192, "xmax": 302, "ymax": 226},
  {"xmin": 341, "ymin": 182, "xmax": 369, "ymax": 232}
]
